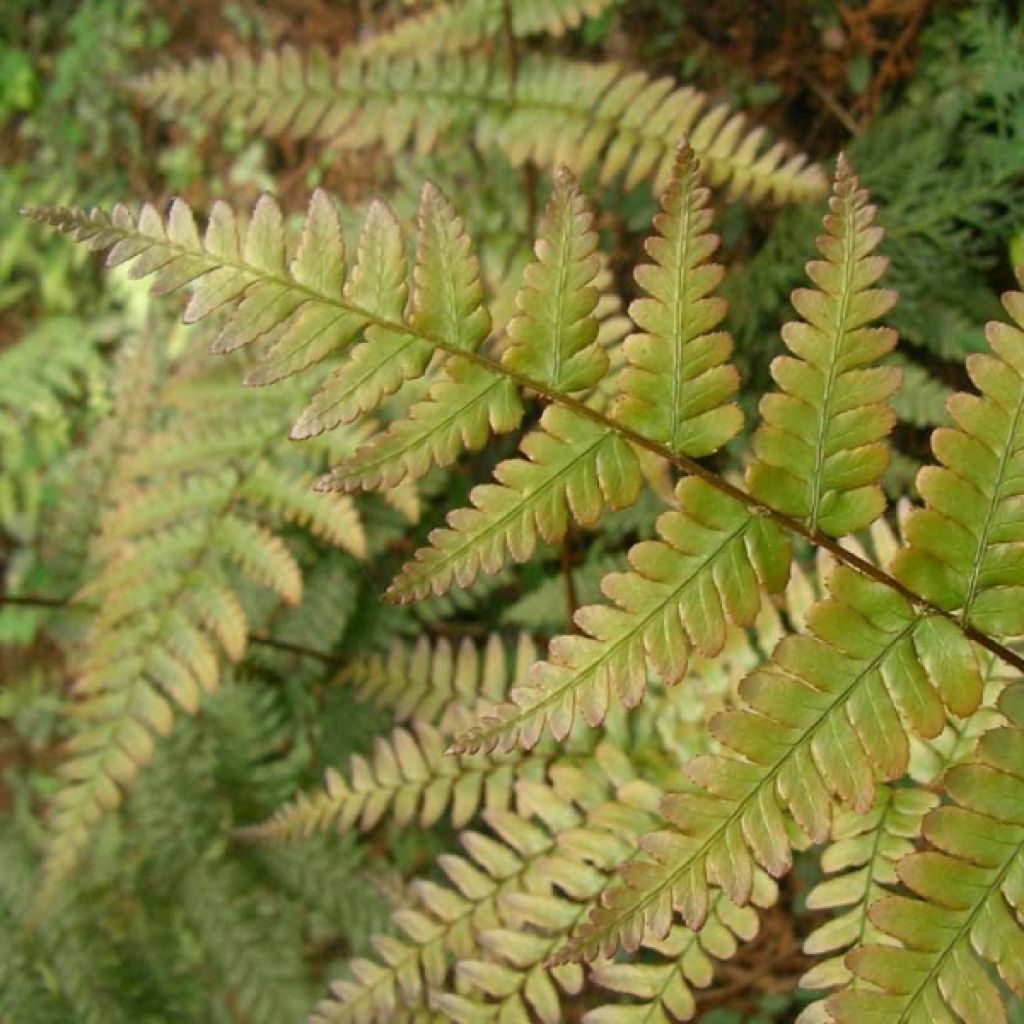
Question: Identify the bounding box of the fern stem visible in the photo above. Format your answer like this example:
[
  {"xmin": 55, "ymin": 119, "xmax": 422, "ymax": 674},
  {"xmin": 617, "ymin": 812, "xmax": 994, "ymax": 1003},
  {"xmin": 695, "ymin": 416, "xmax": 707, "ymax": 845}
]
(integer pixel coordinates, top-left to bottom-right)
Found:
[{"xmin": 248, "ymin": 635, "xmax": 340, "ymax": 665}]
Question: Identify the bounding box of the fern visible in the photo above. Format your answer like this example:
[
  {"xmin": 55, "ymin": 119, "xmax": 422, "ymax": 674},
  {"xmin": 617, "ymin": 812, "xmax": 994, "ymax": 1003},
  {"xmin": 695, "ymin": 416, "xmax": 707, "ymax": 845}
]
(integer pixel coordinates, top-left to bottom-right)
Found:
[
  {"xmin": 360, "ymin": 0, "xmax": 619, "ymax": 55},
  {"xmin": 557, "ymin": 565, "xmax": 983, "ymax": 960},
  {"xmin": 341, "ymin": 632, "xmax": 537, "ymax": 727},
  {"xmin": 893, "ymin": 288, "xmax": 1024, "ymax": 638},
  {"xmin": 746, "ymin": 153, "xmax": 900, "ymax": 537},
  {"xmin": 130, "ymin": 49, "xmax": 827, "ymax": 205},
  {"xmin": 38, "ymin": 359, "xmax": 366, "ymax": 890},
  {"xmin": 825, "ymin": 684, "xmax": 1024, "ymax": 1024},
  {"xmin": 26, "ymin": 46, "xmax": 1024, "ymax": 1019},
  {"xmin": 798, "ymin": 785, "xmax": 938, "ymax": 999},
  {"xmin": 448, "ymin": 476, "xmax": 789, "ymax": 753}
]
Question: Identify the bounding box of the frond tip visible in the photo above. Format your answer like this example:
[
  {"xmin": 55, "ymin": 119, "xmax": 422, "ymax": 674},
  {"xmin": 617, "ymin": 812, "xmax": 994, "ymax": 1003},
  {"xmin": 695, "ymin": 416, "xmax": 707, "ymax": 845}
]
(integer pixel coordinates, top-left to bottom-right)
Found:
[
  {"xmin": 747, "ymin": 152, "xmax": 900, "ymax": 537},
  {"xmin": 615, "ymin": 142, "xmax": 743, "ymax": 456}
]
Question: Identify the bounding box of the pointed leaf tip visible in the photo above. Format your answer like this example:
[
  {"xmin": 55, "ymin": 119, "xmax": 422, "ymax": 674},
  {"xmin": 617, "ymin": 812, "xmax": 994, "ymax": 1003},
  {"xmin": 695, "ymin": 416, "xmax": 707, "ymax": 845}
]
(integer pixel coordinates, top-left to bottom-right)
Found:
[{"xmin": 553, "ymin": 163, "xmax": 577, "ymax": 189}]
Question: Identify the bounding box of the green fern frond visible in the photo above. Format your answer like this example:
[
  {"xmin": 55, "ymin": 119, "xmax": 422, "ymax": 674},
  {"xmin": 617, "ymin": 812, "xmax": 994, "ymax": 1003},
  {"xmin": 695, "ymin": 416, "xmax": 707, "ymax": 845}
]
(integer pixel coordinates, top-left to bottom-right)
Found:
[
  {"xmin": 385, "ymin": 403, "xmax": 642, "ymax": 601},
  {"xmin": 824, "ymin": 683, "xmax": 1024, "ymax": 1024},
  {"xmin": 892, "ymin": 278, "xmax": 1024, "ymax": 638},
  {"xmin": 448, "ymin": 477, "xmax": 789, "ymax": 753},
  {"xmin": 309, "ymin": 807, "xmax": 577, "ymax": 1023},
  {"xmin": 388, "ymin": 156, "xmax": 742, "ymax": 603},
  {"xmin": 361, "ymin": 0, "xmax": 618, "ymax": 56},
  {"xmin": 747, "ymin": 153, "xmax": 901, "ymax": 537},
  {"xmin": 501, "ymin": 168, "xmax": 607, "ymax": 392},
  {"xmin": 130, "ymin": 49, "xmax": 827, "ymax": 204},
  {"xmin": 342, "ymin": 632, "xmax": 537, "ymax": 727},
  {"xmin": 310, "ymin": 755, "xmax": 655, "ymax": 1024},
  {"xmin": 317, "ymin": 361, "xmax": 523, "ymax": 493},
  {"xmin": 614, "ymin": 143, "xmax": 743, "ymax": 456},
  {"xmin": 797, "ymin": 785, "xmax": 938, "ymax": 1002},
  {"xmin": 585, "ymin": 877, "xmax": 775, "ymax": 1024},
  {"xmin": 182, "ymin": 860, "xmax": 312, "ymax": 1023},
  {"xmin": 242, "ymin": 712, "xmax": 589, "ymax": 840},
  {"xmin": 556, "ymin": 566, "xmax": 982, "ymax": 961}
]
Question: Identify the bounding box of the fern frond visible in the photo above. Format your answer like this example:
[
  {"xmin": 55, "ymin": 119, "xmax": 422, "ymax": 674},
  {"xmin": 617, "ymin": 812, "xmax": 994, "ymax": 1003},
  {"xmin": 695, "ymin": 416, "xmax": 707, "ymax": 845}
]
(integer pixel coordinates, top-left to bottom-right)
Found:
[
  {"xmin": 309, "ymin": 806, "xmax": 578, "ymax": 1023},
  {"xmin": 614, "ymin": 143, "xmax": 742, "ymax": 456},
  {"xmin": 826, "ymin": 683, "xmax": 1024, "ymax": 1024},
  {"xmin": 130, "ymin": 50, "xmax": 827, "ymax": 204},
  {"xmin": 361, "ymin": 0, "xmax": 617, "ymax": 56},
  {"xmin": 182, "ymin": 861, "xmax": 312, "ymax": 1023},
  {"xmin": 386, "ymin": 403, "xmax": 642, "ymax": 601},
  {"xmin": 893, "ymin": 279, "xmax": 1024, "ymax": 638},
  {"xmin": 243, "ymin": 712, "xmax": 587, "ymax": 840},
  {"xmin": 311, "ymin": 754, "xmax": 655, "ymax": 1023},
  {"xmin": 39, "ymin": 366, "xmax": 360, "ymax": 891},
  {"xmin": 797, "ymin": 785, "xmax": 938, "ymax": 1001},
  {"xmin": 343, "ymin": 632, "xmax": 536, "ymax": 727},
  {"xmin": 318, "ymin": 361, "xmax": 523, "ymax": 492},
  {"xmin": 501, "ymin": 168, "xmax": 607, "ymax": 393},
  {"xmin": 585, "ymin": 878, "xmax": 775, "ymax": 1024},
  {"xmin": 747, "ymin": 154, "xmax": 900, "ymax": 537},
  {"xmin": 448, "ymin": 477, "xmax": 789, "ymax": 753},
  {"xmin": 557, "ymin": 566, "xmax": 982, "ymax": 961},
  {"xmin": 241, "ymin": 464, "xmax": 366, "ymax": 557}
]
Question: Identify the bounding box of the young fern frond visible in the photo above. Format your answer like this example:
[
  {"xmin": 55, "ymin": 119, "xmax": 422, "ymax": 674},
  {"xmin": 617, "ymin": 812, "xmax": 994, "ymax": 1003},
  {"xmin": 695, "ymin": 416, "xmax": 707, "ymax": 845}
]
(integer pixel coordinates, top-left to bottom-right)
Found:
[
  {"xmin": 130, "ymin": 49, "xmax": 827, "ymax": 204},
  {"xmin": 825, "ymin": 684, "xmax": 1024, "ymax": 1024},
  {"xmin": 797, "ymin": 785, "xmax": 938, "ymax": 1003},
  {"xmin": 747, "ymin": 154, "xmax": 900, "ymax": 537},
  {"xmin": 556, "ymin": 566, "xmax": 982, "ymax": 961},
  {"xmin": 360, "ymin": 0, "xmax": 618, "ymax": 56}
]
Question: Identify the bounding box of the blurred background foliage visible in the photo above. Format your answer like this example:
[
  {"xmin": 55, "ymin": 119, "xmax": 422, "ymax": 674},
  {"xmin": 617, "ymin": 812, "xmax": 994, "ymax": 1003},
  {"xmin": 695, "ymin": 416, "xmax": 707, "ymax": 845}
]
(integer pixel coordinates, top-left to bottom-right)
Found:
[{"xmin": 2, "ymin": 1, "xmax": 1024, "ymax": 1021}]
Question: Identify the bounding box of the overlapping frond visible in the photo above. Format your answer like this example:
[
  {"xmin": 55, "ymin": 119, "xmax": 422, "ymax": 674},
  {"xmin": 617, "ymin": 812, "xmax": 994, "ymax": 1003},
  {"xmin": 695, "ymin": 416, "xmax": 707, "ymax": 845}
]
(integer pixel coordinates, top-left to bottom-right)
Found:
[
  {"xmin": 342, "ymin": 633, "xmax": 536, "ymax": 727},
  {"xmin": 309, "ymin": 753, "xmax": 654, "ymax": 1024},
  {"xmin": 360, "ymin": 0, "xmax": 617, "ymax": 56},
  {"xmin": 557, "ymin": 566, "xmax": 982, "ymax": 961},
  {"xmin": 585, "ymin": 878, "xmax": 775, "ymax": 1024},
  {"xmin": 448, "ymin": 477, "xmax": 789, "ymax": 753},
  {"xmin": 319, "ymin": 167, "xmax": 608, "ymax": 497},
  {"xmin": 614, "ymin": 143, "xmax": 742, "ymax": 456},
  {"xmin": 797, "ymin": 785, "xmax": 938, "ymax": 1006},
  {"xmin": 243, "ymin": 713, "xmax": 587, "ymax": 841},
  {"xmin": 825, "ymin": 684, "xmax": 1024, "ymax": 1024},
  {"xmin": 131, "ymin": 49, "xmax": 827, "ymax": 204},
  {"xmin": 892, "ymin": 278, "xmax": 1024, "ymax": 638},
  {"xmin": 309, "ymin": 801, "xmax": 590, "ymax": 1023},
  {"xmin": 747, "ymin": 154, "xmax": 900, "ymax": 537}
]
